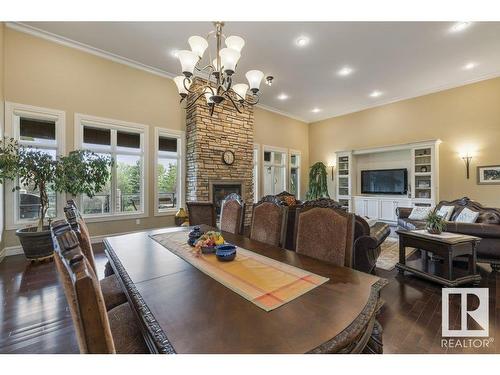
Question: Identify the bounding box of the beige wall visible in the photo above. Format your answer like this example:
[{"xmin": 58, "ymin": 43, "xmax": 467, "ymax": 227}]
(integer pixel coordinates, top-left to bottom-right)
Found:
[
  {"xmin": 309, "ymin": 77, "xmax": 500, "ymax": 207},
  {"xmin": 0, "ymin": 23, "xmax": 5, "ymax": 256},
  {"xmin": 2, "ymin": 28, "xmax": 310, "ymax": 248},
  {"xmin": 254, "ymin": 108, "xmax": 309, "ymax": 200}
]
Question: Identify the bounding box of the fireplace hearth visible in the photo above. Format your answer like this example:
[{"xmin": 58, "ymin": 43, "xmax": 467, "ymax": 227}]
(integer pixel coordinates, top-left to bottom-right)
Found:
[{"xmin": 210, "ymin": 181, "xmax": 244, "ymax": 218}]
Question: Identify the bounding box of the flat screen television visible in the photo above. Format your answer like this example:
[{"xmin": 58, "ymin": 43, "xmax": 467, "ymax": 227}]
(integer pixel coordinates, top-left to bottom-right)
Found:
[{"xmin": 361, "ymin": 168, "xmax": 408, "ymax": 195}]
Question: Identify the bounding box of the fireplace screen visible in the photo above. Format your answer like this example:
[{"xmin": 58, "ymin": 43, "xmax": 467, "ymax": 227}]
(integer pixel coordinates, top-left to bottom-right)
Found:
[{"xmin": 212, "ymin": 184, "xmax": 242, "ymax": 218}]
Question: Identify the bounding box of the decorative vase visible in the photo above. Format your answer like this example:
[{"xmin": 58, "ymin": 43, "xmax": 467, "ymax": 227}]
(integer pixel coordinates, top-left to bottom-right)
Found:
[
  {"xmin": 175, "ymin": 207, "xmax": 188, "ymax": 226},
  {"xmin": 426, "ymin": 226, "xmax": 442, "ymax": 235}
]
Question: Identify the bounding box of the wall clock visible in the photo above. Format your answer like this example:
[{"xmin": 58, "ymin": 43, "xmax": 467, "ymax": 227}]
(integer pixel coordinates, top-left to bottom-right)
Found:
[{"xmin": 222, "ymin": 150, "xmax": 235, "ymax": 165}]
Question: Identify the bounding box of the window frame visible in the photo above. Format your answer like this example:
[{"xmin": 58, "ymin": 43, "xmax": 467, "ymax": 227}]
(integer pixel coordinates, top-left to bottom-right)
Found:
[
  {"xmin": 154, "ymin": 127, "xmax": 185, "ymax": 217},
  {"xmin": 253, "ymin": 143, "xmax": 260, "ymax": 203},
  {"xmin": 262, "ymin": 145, "xmax": 288, "ymax": 196},
  {"xmin": 74, "ymin": 113, "xmax": 149, "ymax": 223},
  {"xmin": 4, "ymin": 102, "xmax": 66, "ymax": 230},
  {"xmin": 289, "ymin": 149, "xmax": 302, "ymax": 199}
]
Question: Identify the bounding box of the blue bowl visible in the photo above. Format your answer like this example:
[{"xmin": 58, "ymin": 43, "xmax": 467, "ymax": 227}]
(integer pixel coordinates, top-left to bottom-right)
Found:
[{"xmin": 215, "ymin": 244, "xmax": 236, "ymax": 261}]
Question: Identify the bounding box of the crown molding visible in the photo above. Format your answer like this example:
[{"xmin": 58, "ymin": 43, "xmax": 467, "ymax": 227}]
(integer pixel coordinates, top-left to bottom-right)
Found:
[
  {"xmin": 7, "ymin": 22, "xmax": 307, "ymax": 124},
  {"xmin": 310, "ymin": 70, "xmax": 500, "ymax": 123}
]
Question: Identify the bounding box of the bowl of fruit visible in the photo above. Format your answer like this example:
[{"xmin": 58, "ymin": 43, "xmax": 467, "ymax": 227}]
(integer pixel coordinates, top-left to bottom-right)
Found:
[{"xmin": 194, "ymin": 231, "xmax": 225, "ymax": 254}]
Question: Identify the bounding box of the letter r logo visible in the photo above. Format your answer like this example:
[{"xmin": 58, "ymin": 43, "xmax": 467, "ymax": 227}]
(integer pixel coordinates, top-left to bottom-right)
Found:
[{"xmin": 442, "ymin": 288, "xmax": 489, "ymax": 337}]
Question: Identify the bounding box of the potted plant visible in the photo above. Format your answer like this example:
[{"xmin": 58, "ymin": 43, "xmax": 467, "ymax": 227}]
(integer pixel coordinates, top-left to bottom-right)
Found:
[
  {"xmin": 306, "ymin": 161, "xmax": 330, "ymax": 200},
  {"xmin": 0, "ymin": 138, "xmax": 113, "ymax": 260},
  {"xmin": 426, "ymin": 210, "xmax": 446, "ymax": 235}
]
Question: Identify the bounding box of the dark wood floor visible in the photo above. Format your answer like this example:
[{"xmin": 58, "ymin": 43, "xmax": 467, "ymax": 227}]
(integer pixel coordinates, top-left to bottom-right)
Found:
[{"xmin": 1, "ymin": 244, "xmax": 498, "ymax": 354}]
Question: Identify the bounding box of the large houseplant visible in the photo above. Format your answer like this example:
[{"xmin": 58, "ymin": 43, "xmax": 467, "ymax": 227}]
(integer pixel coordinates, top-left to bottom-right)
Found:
[
  {"xmin": 306, "ymin": 161, "xmax": 330, "ymax": 200},
  {"xmin": 0, "ymin": 138, "xmax": 113, "ymax": 260}
]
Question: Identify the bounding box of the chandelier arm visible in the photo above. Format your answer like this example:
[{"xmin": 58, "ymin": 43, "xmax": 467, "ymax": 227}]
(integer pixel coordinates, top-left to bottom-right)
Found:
[
  {"xmin": 183, "ymin": 77, "xmax": 196, "ymax": 94},
  {"xmin": 224, "ymin": 92, "xmax": 243, "ymax": 114},
  {"xmin": 184, "ymin": 91, "xmax": 207, "ymax": 110}
]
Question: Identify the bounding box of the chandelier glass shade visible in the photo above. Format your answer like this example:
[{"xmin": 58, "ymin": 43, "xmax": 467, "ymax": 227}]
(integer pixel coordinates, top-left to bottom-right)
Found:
[{"xmin": 174, "ymin": 22, "xmax": 269, "ymax": 116}]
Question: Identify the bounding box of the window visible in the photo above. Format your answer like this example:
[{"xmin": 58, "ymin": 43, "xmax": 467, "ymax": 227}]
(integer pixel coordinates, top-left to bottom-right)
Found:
[
  {"xmin": 253, "ymin": 144, "xmax": 260, "ymax": 202},
  {"xmin": 155, "ymin": 128, "xmax": 184, "ymax": 215},
  {"xmin": 75, "ymin": 114, "xmax": 148, "ymax": 220},
  {"xmin": 263, "ymin": 147, "xmax": 287, "ymax": 196},
  {"xmin": 289, "ymin": 151, "xmax": 301, "ymax": 198},
  {"xmin": 5, "ymin": 102, "xmax": 65, "ymax": 228}
]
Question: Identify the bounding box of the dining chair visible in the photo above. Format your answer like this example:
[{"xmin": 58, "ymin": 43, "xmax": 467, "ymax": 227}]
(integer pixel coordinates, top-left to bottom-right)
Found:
[
  {"xmin": 250, "ymin": 195, "xmax": 288, "ymax": 247},
  {"xmin": 275, "ymin": 191, "xmax": 303, "ymax": 250},
  {"xmin": 219, "ymin": 193, "xmax": 245, "ymax": 234},
  {"xmin": 294, "ymin": 199, "xmax": 355, "ymax": 267},
  {"xmin": 64, "ymin": 202, "xmax": 127, "ymax": 311},
  {"xmin": 186, "ymin": 202, "xmax": 216, "ymax": 227},
  {"xmin": 50, "ymin": 221, "xmax": 149, "ymax": 354}
]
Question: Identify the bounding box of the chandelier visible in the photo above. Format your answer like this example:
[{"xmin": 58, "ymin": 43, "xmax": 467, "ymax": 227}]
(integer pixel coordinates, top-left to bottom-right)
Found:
[{"xmin": 174, "ymin": 22, "xmax": 272, "ymax": 116}]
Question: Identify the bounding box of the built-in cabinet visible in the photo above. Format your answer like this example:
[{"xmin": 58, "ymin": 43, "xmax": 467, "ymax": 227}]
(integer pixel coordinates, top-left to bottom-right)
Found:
[{"xmin": 335, "ymin": 140, "xmax": 440, "ymax": 223}]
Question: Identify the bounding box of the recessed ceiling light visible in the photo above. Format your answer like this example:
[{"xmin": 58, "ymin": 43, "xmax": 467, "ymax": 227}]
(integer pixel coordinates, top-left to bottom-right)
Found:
[
  {"xmin": 463, "ymin": 62, "xmax": 477, "ymax": 70},
  {"xmin": 369, "ymin": 90, "xmax": 383, "ymax": 98},
  {"xmin": 277, "ymin": 93, "xmax": 289, "ymax": 100},
  {"xmin": 449, "ymin": 22, "xmax": 472, "ymax": 33},
  {"xmin": 337, "ymin": 66, "xmax": 354, "ymax": 77},
  {"xmin": 170, "ymin": 49, "xmax": 180, "ymax": 58},
  {"xmin": 311, "ymin": 108, "xmax": 321, "ymax": 113},
  {"xmin": 295, "ymin": 36, "xmax": 310, "ymax": 47}
]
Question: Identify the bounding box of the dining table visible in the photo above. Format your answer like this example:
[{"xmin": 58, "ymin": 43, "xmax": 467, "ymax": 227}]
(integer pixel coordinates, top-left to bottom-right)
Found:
[{"xmin": 104, "ymin": 225, "xmax": 387, "ymax": 354}]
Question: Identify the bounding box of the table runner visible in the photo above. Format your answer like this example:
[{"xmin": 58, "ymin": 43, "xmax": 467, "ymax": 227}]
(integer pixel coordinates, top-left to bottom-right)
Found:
[{"xmin": 150, "ymin": 231, "xmax": 329, "ymax": 311}]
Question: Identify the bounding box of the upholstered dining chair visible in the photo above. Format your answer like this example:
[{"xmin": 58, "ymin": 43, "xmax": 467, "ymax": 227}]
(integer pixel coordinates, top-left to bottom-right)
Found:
[
  {"xmin": 186, "ymin": 202, "xmax": 216, "ymax": 227},
  {"xmin": 50, "ymin": 221, "xmax": 149, "ymax": 354},
  {"xmin": 275, "ymin": 191, "xmax": 302, "ymax": 250},
  {"xmin": 294, "ymin": 199, "xmax": 355, "ymax": 268},
  {"xmin": 64, "ymin": 202, "xmax": 127, "ymax": 311},
  {"xmin": 219, "ymin": 193, "xmax": 245, "ymax": 234},
  {"xmin": 250, "ymin": 195, "xmax": 288, "ymax": 247}
]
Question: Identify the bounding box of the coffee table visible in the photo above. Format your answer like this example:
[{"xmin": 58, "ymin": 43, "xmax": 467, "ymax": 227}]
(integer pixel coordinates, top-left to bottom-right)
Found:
[{"xmin": 396, "ymin": 229, "xmax": 481, "ymax": 287}]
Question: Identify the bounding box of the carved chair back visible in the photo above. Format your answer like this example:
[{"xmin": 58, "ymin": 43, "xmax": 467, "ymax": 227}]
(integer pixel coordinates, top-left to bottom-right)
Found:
[
  {"xmin": 294, "ymin": 199, "xmax": 355, "ymax": 267},
  {"xmin": 186, "ymin": 202, "xmax": 216, "ymax": 227},
  {"xmin": 220, "ymin": 193, "xmax": 245, "ymax": 234},
  {"xmin": 250, "ymin": 195, "xmax": 288, "ymax": 247},
  {"xmin": 50, "ymin": 220, "xmax": 116, "ymax": 354},
  {"xmin": 64, "ymin": 201, "xmax": 97, "ymax": 274}
]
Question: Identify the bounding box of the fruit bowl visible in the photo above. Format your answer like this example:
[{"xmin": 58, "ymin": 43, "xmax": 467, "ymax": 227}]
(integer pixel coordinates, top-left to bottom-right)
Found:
[
  {"xmin": 194, "ymin": 231, "xmax": 225, "ymax": 254},
  {"xmin": 215, "ymin": 244, "xmax": 236, "ymax": 262}
]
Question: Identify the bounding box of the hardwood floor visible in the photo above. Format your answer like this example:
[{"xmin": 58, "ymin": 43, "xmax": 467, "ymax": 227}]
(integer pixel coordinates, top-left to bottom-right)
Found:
[{"xmin": 1, "ymin": 244, "xmax": 498, "ymax": 354}]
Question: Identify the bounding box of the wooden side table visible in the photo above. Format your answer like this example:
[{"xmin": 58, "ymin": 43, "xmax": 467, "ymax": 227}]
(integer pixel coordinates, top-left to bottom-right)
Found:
[{"xmin": 396, "ymin": 230, "xmax": 481, "ymax": 287}]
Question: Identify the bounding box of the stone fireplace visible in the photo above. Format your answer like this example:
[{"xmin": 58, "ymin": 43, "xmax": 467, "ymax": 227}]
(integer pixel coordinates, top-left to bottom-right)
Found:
[{"xmin": 185, "ymin": 79, "xmax": 254, "ymax": 225}]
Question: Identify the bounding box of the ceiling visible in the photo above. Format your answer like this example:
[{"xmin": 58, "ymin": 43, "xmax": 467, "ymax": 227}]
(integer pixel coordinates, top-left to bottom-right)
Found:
[{"xmin": 18, "ymin": 21, "xmax": 500, "ymax": 122}]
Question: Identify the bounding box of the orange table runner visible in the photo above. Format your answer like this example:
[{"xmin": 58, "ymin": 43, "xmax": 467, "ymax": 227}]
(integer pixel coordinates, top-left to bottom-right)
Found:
[{"xmin": 150, "ymin": 231, "xmax": 329, "ymax": 311}]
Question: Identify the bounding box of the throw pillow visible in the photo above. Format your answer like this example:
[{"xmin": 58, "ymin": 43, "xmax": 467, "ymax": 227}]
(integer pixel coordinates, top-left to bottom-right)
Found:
[
  {"xmin": 455, "ymin": 207, "xmax": 479, "ymax": 223},
  {"xmin": 436, "ymin": 205, "xmax": 454, "ymax": 221},
  {"xmin": 408, "ymin": 207, "xmax": 432, "ymax": 220}
]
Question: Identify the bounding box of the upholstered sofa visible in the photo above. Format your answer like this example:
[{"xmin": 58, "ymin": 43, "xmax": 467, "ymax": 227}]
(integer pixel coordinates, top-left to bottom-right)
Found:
[
  {"xmin": 353, "ymin": 216, "xmax": 391, "ymax": 274},
  {"xmin": 397, "ymin": 197, "xmax": 500, "ymax": 270}
]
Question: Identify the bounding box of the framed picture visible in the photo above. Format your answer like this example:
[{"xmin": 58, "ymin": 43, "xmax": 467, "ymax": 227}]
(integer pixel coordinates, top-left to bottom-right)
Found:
[{"xmin": 477, "ymin": 165, "xmax": 500, "ymax": 185}]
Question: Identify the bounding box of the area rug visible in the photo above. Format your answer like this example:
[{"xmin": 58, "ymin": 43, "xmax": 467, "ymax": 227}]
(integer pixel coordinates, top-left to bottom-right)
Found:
[{"xmin": 376, "ymin": 236, "xmax": 418, "ymax": 271}]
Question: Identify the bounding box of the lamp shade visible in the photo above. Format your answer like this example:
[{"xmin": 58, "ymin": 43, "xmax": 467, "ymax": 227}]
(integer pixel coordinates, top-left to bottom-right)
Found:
[
  {"xmin": 188, "ymin": 36, "xmax": 208, "ymax": 58},
  {"xmin": 232, "ymin": 83, "xmax": 249, "ymax": 101},
  {"xmin": 219, "ymin": 48, "xmax": 241, "ymax": 74},
  {"xmin": 178, "ymin": 50, "xmax": 199, "ymax": 76},
  {"xmin": 174, "ymin": 76, "xmax": 191, "ymax": 96},
  {"xmin": 204, "ymin": 87, "xmax": 215, "ymax": 104},
  {"xmin": 245, "ymin": 70, "xmax": 264, "ymax": 93},
  {"xmin": 225, "ymin": 35, "xmax": 245, "ymax": 53}
]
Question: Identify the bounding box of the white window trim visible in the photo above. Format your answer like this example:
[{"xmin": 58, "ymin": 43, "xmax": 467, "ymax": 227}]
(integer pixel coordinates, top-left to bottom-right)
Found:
[
  {"xmin": 289, "ymin": 149, "xmax": 302, "ymax": 199},
  {"xmin": 262, "ymin": 145, "xmax": 289, "ymax": 196},
  {"xmin": 74, "ymin": 113, "xmax": 149, "ymax": 223},
  {"xmin": 4, "ymin": 102, "xmax": 66, "ymax": 230},
  {"xmin": 154, "ymin": 127, "xmax": 185, "ymax": 217},
  {"xmin": 253, "ymin": 143, "xmax": 260, "ymax": 203}
]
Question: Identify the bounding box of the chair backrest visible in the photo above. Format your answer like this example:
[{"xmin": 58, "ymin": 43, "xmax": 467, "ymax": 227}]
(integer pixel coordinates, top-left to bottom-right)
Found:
[
  {"xmin": 220, "ymin": 193, "xmax": 245, "ymax": 234},
  {"xmin": 64, "ymin": 201, "xmax": 97, "ymax": 275},
  {"xmin": 186, "ymin": 202, "xmax": 216, "ymax": 227},
  {"xmin": 250, "ymin": 195, "xmax": 288, "ymax": 247},
  {"xmin": 294, "ymin": 202, "xmax": 355, "ymax": 267},
  {"xmin": 50, "ymin": 220, "xmax": 116, "ymax": 354}
]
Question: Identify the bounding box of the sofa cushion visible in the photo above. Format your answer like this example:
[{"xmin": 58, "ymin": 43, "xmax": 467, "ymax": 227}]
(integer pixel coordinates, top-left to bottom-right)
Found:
[
  {"xmin": 408, "ymin": 207, "xmax": 431, "ymax": 220},
  {"xmin": 436, "ymin": 205, "xmax": 454, "ymax": 221},
  {"xmin": 455, "ymin": 207, "xmax": 479, "ymax": 223}
]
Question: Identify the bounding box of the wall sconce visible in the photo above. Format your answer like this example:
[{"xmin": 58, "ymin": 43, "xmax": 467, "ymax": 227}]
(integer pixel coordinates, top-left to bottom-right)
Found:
[
  {"xmin": 328, "ymin": 160, "xmax": 336, "ymax": 181},
  {"xmin": 460, "ymin": 152, "xmax": 473, "ymax": 179}
]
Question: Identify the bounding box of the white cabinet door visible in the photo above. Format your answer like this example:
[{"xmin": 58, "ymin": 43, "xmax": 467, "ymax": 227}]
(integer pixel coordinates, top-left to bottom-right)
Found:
[
  {"xmin": 380, "ymin": 199, "xmax": 395, "ymax": 221},
  {"xmin": 354, "ymin": 198, "xmax": 366, "ymax": 217},
  {"xmin": 366, "ymin": 199, "xmax": 379, "ymax": 219}
]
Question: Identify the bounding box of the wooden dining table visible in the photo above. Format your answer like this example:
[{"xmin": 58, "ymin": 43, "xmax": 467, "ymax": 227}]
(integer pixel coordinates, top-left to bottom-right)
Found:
[{"xmin": 104, "ymin": 225, "xmax": 387, "ymax": 354}]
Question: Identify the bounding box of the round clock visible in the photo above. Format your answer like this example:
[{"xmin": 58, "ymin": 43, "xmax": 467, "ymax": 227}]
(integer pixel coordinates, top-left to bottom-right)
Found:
[{"xmin": 222, "ymin": 150, "xmax": 235, "ymax": 165}]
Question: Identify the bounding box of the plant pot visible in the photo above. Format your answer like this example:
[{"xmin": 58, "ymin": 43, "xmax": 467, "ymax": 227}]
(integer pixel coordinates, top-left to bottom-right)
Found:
[
  {"xmin": 15, "ymin": 226, "xmax": 54, "ymax": 260},
  {"xmin": 427, "ymin": 227, "xmax": 442, "ymax": 235}
]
